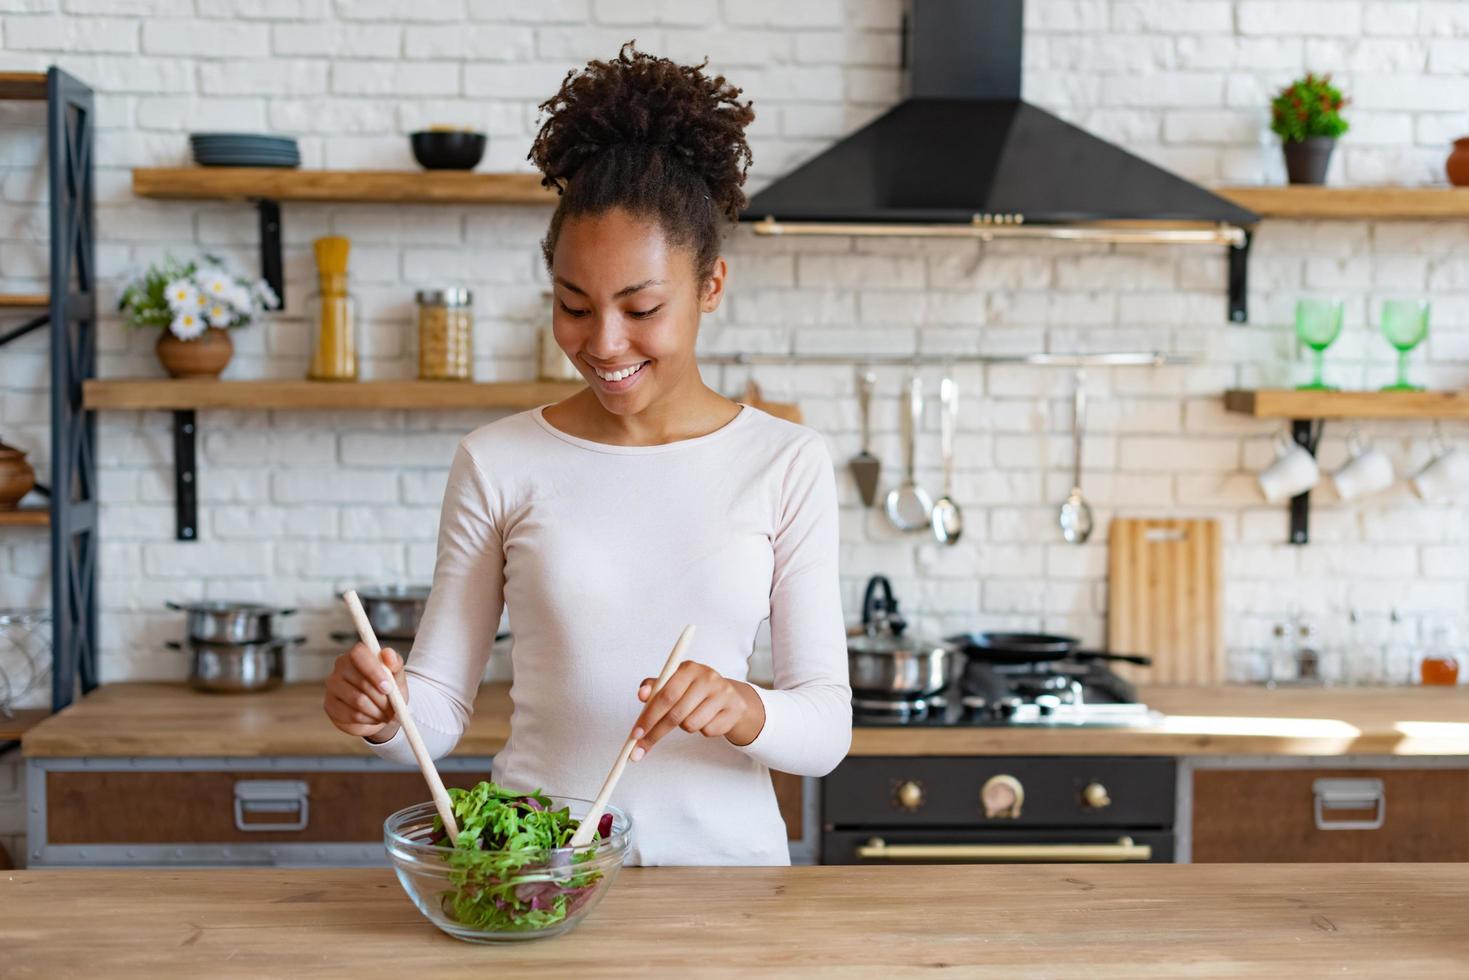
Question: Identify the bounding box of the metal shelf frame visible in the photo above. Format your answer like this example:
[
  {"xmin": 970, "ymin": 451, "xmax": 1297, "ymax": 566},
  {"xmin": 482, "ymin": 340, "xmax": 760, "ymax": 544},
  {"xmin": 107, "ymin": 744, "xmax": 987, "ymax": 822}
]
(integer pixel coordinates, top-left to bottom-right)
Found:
[{"xmin": 0, "ymin": 68, "xmax": 97, "ymax": 716}]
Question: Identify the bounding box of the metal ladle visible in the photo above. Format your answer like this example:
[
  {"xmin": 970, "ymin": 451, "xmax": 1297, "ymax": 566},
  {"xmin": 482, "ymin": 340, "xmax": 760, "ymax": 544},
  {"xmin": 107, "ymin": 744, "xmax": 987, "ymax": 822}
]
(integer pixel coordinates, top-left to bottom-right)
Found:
[
  {"xmin": 1058, "ymin": 368, "xmax": 1094, "ymax": 544},
  {"xmin": 930, "ymin": 374, "xmax": 963, "ymax": 545},
  {"xmin": 885, "ymin": 374, "xmax": 933, "ymax": 532}
]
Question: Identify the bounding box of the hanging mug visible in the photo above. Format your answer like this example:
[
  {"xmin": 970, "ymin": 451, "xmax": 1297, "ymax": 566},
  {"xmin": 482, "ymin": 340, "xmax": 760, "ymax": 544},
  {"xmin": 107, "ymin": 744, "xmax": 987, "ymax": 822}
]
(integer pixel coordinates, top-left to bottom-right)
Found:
[{"xmin": 1258, "ymin": 431, "xmax": 1320, "ymax": 503}]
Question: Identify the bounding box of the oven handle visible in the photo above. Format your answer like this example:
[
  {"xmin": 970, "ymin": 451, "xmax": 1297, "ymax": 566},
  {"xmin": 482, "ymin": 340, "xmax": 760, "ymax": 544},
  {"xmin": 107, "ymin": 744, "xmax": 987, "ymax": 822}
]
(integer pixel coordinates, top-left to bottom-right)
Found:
[{"xmin": 855, "ymin": 836, "xmax": 1153, "ymax": 863}]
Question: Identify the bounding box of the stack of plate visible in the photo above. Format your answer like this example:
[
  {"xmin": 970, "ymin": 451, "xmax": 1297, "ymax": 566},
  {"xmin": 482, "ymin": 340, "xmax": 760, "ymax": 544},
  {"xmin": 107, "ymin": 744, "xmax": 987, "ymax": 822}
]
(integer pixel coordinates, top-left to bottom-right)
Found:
[{"xmin": 189, "ymin": 133, "xmax": 301, "ymax": 168}]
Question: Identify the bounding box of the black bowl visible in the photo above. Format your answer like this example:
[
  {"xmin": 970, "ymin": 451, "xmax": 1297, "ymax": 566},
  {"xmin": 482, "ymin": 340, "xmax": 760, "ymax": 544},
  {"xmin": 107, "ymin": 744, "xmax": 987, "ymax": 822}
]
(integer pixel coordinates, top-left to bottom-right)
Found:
[{"xmin": 409, "ymin": 131, "xmax": 487, "ymax": 171}]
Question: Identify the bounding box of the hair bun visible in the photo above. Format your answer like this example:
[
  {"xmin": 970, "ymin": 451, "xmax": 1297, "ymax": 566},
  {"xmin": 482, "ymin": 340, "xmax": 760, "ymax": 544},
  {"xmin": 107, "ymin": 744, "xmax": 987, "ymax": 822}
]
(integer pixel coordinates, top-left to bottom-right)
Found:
[{"xmin": 529, "ymin": 41, "xmax": 755, "ymax": 222}]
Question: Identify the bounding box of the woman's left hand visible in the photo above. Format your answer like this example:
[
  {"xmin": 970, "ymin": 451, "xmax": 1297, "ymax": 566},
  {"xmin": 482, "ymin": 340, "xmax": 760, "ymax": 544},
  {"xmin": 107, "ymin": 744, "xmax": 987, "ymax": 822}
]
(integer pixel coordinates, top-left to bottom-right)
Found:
[{"xmin": 630, "ymin": 661, "xmax": 766, "ymax": 760}]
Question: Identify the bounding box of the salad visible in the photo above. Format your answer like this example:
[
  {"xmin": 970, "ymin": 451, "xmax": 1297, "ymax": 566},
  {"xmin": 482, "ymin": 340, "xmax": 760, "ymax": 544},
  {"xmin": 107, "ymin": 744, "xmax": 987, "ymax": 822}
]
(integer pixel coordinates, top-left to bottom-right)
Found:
[{"xmin": 432, "ymin": 781, "xmax": 615, "ymax": 932}]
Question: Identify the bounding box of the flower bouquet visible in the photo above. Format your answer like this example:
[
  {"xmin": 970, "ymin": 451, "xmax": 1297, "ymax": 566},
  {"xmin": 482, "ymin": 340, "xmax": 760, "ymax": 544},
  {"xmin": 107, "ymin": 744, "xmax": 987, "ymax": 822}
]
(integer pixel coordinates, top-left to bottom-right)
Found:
[{"xmin": 118, "ymin": 255, "xmax": 278, "ymax": 378}]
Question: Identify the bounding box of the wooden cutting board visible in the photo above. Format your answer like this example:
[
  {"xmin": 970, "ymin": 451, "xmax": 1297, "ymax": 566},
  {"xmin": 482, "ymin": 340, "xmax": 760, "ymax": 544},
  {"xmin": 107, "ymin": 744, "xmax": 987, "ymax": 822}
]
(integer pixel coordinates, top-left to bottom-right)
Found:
[{"xmin": 1108, "ymin": 518, "xmax": 1223, "ymax": 684}]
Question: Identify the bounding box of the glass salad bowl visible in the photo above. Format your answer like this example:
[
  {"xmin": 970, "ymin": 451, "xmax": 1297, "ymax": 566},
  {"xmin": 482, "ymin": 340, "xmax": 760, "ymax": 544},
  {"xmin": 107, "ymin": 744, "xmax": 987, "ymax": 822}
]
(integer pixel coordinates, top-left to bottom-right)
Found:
[{"xmin": 384, "ymin": 798, "xmax": 631, "ymax": 943}]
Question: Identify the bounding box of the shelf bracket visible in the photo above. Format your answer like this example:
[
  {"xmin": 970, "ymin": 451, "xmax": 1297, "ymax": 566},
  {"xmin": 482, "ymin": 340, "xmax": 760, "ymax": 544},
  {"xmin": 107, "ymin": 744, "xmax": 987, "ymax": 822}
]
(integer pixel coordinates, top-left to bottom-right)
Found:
[
  {"xmin": 1227, "ymin": 229, "xmax": 1252, "ymax": 323},
  {"xmin": 173, "ymin": 410, "xmax": 198, "ymax": 541},
  {"xmin": 256, "ymin": 198, "xmax": 284, "ymax": 311},
  {"xmin": 0, "ymin": 311, "xmax": 49, "ymax": 348},
  {"xmin": 1288, "ymin": 417, "xmax": 1323, "ymax": 545}
]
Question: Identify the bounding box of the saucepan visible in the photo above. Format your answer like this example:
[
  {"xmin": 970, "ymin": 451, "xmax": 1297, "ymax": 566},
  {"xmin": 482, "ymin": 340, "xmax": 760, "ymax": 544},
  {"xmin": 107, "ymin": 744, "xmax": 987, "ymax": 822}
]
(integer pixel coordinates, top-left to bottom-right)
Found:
[
  {"xmin": 167, "ymin": 600, "xmax": 296, "ymax": 645},
  {"xmin": 848, "ymin": 576, "xmax": 954, "ymax": 700}
]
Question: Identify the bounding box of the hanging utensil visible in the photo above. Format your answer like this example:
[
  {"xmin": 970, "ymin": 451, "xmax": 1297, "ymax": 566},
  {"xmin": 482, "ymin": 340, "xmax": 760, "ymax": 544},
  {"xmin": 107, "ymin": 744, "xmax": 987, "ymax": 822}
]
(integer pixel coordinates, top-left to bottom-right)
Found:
[
  {"xmin": 1058, "ymin": 368, "xmax": 1094, "ymax": 544},
  {"xmin": 930, "ymin": 373, "xmax": 963, "ymax": 545},
  {"xmin": 849, "ymin": 368, "xmax": 882, "ymax": 507},
  {"xmin": 884, "ymin": 374, "xmax": 932, "ymax": 532}
]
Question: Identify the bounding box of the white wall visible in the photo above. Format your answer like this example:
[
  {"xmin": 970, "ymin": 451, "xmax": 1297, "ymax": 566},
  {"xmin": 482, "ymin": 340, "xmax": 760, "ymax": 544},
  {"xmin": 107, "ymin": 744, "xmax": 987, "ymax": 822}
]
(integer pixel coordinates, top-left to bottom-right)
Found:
[{"xmin": 2, "ymin": 0, "xmax": 1468, "ymax": 864}]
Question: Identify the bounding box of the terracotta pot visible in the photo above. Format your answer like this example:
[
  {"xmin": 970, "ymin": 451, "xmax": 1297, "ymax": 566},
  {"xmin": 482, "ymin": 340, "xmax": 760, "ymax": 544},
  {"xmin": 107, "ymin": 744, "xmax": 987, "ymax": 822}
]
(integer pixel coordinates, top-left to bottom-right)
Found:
[
  {"xmin": 1282, "ymin": 136, "xmax": 1336, "ymax": 185},
  {"xmin": 1447, "ymin": 137, "xmax": 1469, "ymax": 187},
  {"xmin": 156, "ymin": 326, "xmax": 234, "ymax": 379},
  {"xmin": 0, "ymin": 439, "xmax": 36, "ymax": 511}
]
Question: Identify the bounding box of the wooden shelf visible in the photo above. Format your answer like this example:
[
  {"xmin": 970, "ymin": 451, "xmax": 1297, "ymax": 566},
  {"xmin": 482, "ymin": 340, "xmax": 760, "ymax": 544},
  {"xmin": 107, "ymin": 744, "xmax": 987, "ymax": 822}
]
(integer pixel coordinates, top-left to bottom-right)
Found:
[
  {"xmin": 1225, "ymin": 389, "xmax": 1469, "ymax": 419},
  {"xmin": 0, "ymin": 71, "xmax": 47, "ymax": 101},
  {"xmin": 83, "ymin": 378, "xmax": 584, "ymax": 411},
  {"xmin": 0, "ymin": 293, "xmax": 48, "ymax": 308},
  {"xmin": 132, "ymin": 168, "xmax": 555, "ymax": 205},
  {"xmin": 1217, "ymin": 186, "xmax": 1469, "ymax": 220},
  {"xmin": 0, "ymin": 708, "xmax": 49, "ymax": 742},
  {"xmin": 0, "ymin": 508, "xmax": 48, "ymax": 527}
]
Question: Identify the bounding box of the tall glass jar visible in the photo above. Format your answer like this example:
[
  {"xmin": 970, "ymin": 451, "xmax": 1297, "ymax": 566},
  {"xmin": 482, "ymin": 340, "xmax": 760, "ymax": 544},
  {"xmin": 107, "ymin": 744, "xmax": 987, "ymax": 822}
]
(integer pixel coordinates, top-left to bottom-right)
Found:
[
  {"xmin": 307, "ymin": 272, "xmax": 358, "ymax": 381},
  {"xmin": 416, "ymin": 288, "xmax": 473, "ymax": 381}
]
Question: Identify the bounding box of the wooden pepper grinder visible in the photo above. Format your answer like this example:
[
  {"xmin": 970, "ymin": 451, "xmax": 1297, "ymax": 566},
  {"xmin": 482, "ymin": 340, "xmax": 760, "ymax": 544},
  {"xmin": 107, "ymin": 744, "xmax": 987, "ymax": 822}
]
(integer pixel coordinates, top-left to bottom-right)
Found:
[{"xmin": 307, "ymin": 236, "xmax": 357, "ymax": 381}]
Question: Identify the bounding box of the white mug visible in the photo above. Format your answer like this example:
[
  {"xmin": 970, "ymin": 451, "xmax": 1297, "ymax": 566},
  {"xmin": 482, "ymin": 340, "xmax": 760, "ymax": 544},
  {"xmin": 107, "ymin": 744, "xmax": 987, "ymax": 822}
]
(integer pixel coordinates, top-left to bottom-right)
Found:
[
  {"xmin": 1411, "ymin": 443, "xmax": 1469, "ymax": 501},
  {"xmin": 1332, "ymin": 433, "xmax": 1395, "ymax": 502},
  {"xmin": 1258, "ymin": 432, "xmax": 1320, "ymax": 502}
]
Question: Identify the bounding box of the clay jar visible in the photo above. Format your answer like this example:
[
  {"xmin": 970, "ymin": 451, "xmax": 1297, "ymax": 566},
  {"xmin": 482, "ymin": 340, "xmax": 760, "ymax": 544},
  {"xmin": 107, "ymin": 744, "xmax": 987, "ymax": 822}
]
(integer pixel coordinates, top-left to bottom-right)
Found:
[
  {"xmin": 156, "ymin": 326, "xmax": 234, "ymax": 379},
  {"xmin": 0, "ymin": 439, "xmax": 36, "ymax": 510},
  {"xmin": 1447, "ymin": 137, "xmax": 1469, "ymax": 187}
]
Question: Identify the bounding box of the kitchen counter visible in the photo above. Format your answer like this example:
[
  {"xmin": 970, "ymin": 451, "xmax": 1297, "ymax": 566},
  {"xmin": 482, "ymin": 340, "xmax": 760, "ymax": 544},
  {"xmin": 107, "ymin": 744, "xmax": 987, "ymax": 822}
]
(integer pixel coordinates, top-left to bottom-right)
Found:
[
  {"xmin": 3, "ymin": 864, "xmax": 1466, "ymax": 977},
  {"xmin": 23, "ymin": 682, "xmax": 1469, "ymax": 758}
]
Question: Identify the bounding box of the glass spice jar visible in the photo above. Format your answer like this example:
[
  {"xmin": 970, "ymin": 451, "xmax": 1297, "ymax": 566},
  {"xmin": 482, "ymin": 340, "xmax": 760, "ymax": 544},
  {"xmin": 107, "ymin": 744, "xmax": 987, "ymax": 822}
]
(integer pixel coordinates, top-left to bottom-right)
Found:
[{"xmin": 416, "ymin": 288, "xmax": 473, "ymax": 381}]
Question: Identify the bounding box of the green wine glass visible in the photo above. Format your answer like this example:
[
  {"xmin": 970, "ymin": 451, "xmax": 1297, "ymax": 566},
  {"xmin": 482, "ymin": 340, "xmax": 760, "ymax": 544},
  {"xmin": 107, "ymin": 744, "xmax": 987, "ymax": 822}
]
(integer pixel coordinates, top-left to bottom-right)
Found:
[
  {"xmin": 1294, "ymin": 299, "xmax": 1344, "ymax": 391},
  {"xmin": 1380, "ymin": 300, "xmax": 1430, "ymax": 392}
]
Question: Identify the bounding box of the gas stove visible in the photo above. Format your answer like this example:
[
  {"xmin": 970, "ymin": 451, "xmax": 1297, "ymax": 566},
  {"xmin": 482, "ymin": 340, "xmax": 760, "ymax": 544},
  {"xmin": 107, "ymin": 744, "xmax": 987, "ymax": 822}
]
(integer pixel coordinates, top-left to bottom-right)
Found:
[{"xmin": 851, "ymin": 658, "xmax": 1158, "ymax": 728}]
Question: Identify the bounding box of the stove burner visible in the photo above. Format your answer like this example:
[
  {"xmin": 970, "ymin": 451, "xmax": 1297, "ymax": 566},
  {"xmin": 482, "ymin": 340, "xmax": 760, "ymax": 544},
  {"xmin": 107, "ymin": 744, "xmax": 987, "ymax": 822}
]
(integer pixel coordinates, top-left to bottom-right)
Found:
[{"xmin": 856, "ymin": 654, "xmax": 1154, "ymax": 728}]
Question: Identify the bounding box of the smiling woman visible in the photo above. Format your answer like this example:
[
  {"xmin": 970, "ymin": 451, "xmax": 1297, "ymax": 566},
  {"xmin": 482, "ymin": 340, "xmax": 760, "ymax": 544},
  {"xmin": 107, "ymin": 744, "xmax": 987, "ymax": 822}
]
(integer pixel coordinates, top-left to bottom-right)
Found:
[{"xmin": 322, "ymin": 42, "xmax": 852, "ymax": 867}]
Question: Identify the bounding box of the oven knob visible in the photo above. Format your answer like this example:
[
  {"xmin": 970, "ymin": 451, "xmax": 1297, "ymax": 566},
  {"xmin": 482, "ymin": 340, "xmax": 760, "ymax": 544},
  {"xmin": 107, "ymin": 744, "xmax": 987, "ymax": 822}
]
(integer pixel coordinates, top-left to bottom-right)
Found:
[
  {"xmin": 981, "ymin": 774, "xmax": 1024, "ymax": 819},
  {"xmin": 894, "ymin": 780, "xmax": 925, "ymax": 812},
  {"xmin": 1082, "ymin": 782, "xmax": 1111, "ymax": 810}
]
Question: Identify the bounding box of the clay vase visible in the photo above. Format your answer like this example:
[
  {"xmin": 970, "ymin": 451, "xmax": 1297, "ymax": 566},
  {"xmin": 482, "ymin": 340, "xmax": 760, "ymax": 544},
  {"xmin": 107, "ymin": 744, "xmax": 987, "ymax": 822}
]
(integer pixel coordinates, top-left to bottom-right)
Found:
[
  {"xmin": 1283, "ymin": 136, "xmax": 1336, "ymax": 185},
  {"xmin": 1447, "ymin": 137, "xmax": 1469, "ymax": 187},
  {"xmin": 0, "ymin": 439, "xmax": 36, "ymax": 511},
  {"xmin": 156, "ymin": 326, "xmax": 233, "ymax": 379}
]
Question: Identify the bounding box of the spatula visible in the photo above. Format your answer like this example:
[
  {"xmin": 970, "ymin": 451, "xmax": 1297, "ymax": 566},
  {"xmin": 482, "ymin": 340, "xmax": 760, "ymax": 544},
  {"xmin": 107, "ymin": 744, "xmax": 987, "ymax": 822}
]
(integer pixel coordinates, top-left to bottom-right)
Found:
[
  {"xmin": 850, "ymin": 369, "xmax": 882, "ymax": 507},
  {"xmin": 341, "ymin": 589, "xmax": 460, "ymax": 841},
  {"xmin": 569, "ymin": 624, "xmax": 696, "ymax": 848}
]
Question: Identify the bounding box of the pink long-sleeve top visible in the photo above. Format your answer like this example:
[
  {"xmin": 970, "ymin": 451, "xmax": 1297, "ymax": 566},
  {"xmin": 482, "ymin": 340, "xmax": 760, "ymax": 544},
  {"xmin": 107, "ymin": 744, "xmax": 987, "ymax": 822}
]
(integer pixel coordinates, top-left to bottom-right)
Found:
[{"xmin": 366, "ymin": 404, "xmax": 851, "ymax": 865}]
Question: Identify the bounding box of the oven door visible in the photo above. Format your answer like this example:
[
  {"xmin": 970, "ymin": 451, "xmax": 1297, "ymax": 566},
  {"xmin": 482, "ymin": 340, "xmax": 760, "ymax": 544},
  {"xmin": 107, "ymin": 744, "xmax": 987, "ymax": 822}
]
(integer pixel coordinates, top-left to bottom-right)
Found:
[{"xmin": 823, "ymin": 828, "xmax": 1175, "ymax": 865}]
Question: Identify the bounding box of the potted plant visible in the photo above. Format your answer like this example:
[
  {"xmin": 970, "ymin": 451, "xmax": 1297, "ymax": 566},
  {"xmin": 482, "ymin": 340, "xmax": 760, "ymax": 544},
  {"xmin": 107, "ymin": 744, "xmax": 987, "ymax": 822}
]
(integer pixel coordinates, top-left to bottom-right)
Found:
[
  {"xmin": 1270, "ymin": 73, "xmax": 1349, "ymax": 185},
  {"xmin": 118, "ymin": 255, "xmax": 278, "ymax": 379}
]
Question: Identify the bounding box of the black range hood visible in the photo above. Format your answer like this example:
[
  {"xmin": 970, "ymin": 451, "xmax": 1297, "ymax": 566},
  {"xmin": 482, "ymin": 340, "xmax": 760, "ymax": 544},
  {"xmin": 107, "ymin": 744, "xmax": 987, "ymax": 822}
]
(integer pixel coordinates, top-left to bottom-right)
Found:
[{"xmin": 742, "ymin": 0, "xmax": 1258, "ymax": 321}]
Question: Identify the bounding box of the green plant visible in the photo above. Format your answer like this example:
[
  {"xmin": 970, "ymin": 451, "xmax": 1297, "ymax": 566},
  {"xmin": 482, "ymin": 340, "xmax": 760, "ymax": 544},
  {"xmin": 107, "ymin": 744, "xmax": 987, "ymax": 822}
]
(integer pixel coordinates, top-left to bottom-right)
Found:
[
  {"xmin": 1270, "ymin": 73, "xmax": 1349, "ymax": 144},
  {"xmin": 117, "ymin": 254, "xmax": 277, "ymax": 341}
]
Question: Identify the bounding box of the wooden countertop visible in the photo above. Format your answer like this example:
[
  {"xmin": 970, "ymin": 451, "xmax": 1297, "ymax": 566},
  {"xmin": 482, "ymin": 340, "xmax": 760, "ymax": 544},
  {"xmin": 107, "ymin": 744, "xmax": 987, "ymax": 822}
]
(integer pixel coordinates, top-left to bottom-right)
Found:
[
  {"xmin": 22, "ymin": 682, "xmax": 1469, "ymax": 758},
  {"xmin": 3, "ymin": 865, "xmax": 1466, "ymax": 977}
]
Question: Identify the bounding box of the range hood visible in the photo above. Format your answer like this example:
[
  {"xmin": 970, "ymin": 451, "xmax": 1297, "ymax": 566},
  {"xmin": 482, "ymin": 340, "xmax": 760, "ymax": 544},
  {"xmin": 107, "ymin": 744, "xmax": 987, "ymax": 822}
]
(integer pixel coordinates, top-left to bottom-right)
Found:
[{"xmin": 742, "ymin": 0, "xmax": 1258, "ymax": 320}]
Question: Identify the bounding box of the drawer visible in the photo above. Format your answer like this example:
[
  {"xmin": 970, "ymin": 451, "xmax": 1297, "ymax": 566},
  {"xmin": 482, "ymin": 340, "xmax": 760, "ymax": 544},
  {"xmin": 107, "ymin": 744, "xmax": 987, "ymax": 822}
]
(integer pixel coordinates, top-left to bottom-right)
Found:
[
  {"xmin": 46, "ymin": 769, "xmax": 483, "ymax": 845},
  {"xmin": 1192, "ymin": 768, "xmax": 1469, "ymax": 863},
  {"xmin": 45, "ymin": 767, "xmax": 807, "ymax": 846}
]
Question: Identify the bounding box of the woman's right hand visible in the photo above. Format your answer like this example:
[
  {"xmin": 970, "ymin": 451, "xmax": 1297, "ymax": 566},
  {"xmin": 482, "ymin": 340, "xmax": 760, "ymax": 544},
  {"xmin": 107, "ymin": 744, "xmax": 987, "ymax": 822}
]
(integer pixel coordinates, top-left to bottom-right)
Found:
[{"xmin": 324, "ymin": 642, "xmax": 408, "ymax": 744}]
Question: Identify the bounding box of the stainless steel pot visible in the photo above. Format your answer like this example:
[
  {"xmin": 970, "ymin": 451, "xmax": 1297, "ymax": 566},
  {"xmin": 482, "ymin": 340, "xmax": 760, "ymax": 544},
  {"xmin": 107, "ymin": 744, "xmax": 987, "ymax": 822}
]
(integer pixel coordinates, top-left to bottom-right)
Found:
[
  {"xmin": 355, "ymin": 584, "xmax": 431, "ymax": 640},
  {"xmin": 847, "ymin": 576, "xmax": 952, "ymax": 699},
  {"xmin": 167, "ymin": 600, "xmax": 296, "ymax": 645},
  {"xmin": 167, "ymin": 637, "xmax": 303, "ymax": 693}
]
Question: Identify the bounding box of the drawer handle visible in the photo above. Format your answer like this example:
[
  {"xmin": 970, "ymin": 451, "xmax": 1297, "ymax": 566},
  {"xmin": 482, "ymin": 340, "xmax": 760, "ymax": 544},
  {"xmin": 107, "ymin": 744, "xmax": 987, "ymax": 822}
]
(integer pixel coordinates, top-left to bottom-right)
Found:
[
  {"xmin": 855, "ymin": 837, "xmax": 1152, "ymax": 863},
  {"xmin": 234, "ymin": 780, "xmax": 310, "ymax": 833},
  {"xmin": 1313, "ymin": 778, "xmax": 1384, "ymax": 831}
]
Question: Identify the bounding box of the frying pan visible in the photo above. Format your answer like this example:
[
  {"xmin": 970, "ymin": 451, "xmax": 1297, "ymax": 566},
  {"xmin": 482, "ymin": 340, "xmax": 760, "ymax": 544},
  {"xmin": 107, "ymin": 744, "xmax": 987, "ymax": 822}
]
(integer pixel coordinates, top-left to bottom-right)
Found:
[{"xmin": 945, "ymin": 631, "xmax": 1152, "ymax": 667}]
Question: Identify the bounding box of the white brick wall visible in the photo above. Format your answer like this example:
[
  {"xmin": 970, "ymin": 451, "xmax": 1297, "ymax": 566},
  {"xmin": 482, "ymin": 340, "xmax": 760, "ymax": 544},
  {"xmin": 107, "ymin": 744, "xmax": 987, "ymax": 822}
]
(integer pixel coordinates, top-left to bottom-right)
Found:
[{"xmin": 2, "ymin": 0, "xmax": 1468, "ymax": 865}]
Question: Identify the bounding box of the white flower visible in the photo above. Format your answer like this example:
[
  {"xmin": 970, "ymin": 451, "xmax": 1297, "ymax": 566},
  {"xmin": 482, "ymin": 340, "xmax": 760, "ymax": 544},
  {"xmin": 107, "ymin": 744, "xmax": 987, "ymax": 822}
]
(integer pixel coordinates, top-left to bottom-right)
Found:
[
  {"xmin": 227, "ymin": 283, "xmax": 253, "ymax": 312},
  {"xmin": 170, "ymin": 310, "xmax": 205, "ymax": 340},
  {"xmin": 196, "ymin": 269, "xmax": 234, "ymax": 300},
  {"xmin": 165, "ymin": 279, "xmax": 199, "ymax": 313},
  {"xmin": 253, "ymin": 279, "xmax": 280, "ymax": 310},
  {"xmin": 205, "ymin": 302, "xmax": 234, "ymax": 328}
]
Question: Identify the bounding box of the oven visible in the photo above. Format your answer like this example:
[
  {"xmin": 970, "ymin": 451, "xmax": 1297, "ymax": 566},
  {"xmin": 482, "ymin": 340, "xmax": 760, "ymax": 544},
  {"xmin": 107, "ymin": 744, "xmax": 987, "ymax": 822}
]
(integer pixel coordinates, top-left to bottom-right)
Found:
[{"xmin": 821, "ymin": 756, "xmax": 1176, "ymax": 865}]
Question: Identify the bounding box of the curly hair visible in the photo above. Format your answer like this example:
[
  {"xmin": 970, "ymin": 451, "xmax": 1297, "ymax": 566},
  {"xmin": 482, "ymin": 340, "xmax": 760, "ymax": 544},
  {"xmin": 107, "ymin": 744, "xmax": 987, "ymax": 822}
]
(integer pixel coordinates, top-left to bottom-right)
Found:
[{"xmin": 529, "ymin": 41, "xmax": 755, "ymax": 282}]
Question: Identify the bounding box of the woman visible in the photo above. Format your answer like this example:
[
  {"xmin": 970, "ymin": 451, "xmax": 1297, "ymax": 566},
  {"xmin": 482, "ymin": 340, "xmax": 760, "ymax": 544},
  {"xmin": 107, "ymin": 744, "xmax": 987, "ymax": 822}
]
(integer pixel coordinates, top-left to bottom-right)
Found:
[{"xmin": 323, "ymin": 43, "xmax": 850, "ymax": 866}]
